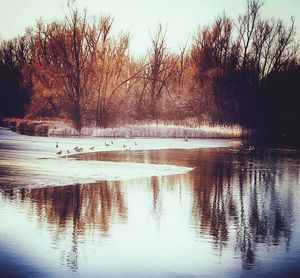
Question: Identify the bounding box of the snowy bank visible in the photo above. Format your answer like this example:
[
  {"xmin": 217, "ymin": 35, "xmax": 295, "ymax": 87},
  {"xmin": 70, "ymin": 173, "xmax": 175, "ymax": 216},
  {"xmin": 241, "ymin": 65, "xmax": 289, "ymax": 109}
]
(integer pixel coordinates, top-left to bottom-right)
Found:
[{"xmin": 0, "ymin": 128, "xmax": 239, "ymax": 188}]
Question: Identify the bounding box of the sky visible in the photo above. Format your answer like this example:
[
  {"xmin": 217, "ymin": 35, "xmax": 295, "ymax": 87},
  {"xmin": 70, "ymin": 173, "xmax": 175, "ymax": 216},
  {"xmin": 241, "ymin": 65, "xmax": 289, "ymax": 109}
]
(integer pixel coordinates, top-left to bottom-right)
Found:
[{"xmin": 0, "ymin": 0, "xmax": 299, "ymax": 56}]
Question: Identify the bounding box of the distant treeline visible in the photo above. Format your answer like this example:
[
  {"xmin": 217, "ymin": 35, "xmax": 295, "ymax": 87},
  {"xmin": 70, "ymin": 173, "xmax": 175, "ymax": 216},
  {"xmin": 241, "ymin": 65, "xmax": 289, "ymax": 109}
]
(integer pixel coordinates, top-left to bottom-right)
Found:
[{"xmin": 0, "ymin": 0, "xmax": 299, "ymax": 136}]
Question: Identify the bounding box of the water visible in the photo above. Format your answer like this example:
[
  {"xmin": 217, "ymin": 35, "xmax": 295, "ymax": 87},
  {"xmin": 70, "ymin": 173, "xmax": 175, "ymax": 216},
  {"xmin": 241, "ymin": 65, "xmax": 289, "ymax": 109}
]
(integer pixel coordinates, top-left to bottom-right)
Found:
[{"xmin": 1, "ymin": 132, "xmax": 300, "ymax": 277}]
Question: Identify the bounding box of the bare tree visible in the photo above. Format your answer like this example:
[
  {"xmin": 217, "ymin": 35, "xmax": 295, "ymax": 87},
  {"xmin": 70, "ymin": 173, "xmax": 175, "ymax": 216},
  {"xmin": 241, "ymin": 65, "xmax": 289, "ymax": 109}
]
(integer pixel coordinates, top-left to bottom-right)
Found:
[
  {"xmin": 138, "ymin": 24, "xmax": 176, "ymax": 120},
  {"xmin": 238, "ymin": 0, "xmax": 297, "ymax": 80},
  {"xmin": 31, "ymin": 8, "xmax": 101, "ymax": 131},
  {"xmin": 236, "ymin": 0, "xmax": 264, "ymax": 69},
  {"xmin": 91, "ymin": 18, "xmax": 139, "ymax": 127},
  {"xmin": 190, "ymin": 14, "xmax": 236, "ymax": 122},
  {"xmin": 261, "ymin": 18, "xmax": 297, "ymax": 79}
]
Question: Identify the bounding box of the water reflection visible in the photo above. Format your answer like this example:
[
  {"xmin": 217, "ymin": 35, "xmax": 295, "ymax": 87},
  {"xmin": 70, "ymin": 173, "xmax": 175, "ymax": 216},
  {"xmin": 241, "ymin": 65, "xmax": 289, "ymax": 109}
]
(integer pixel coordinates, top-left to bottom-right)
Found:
[
  {"xmin": 2, "ymin": 181, "xmax": 127, "ymax": 235},
  {"xmin": 190, "ymin": 148, "xmax": 297, "ymax": 269},
  {"xmin": 1, "ymin": 181, "xmax": 127, "ymax": 272},
  {"xmin": 150, "ymin": 176, "xmax": 161, "ymax": 213},
  {"xmin": 1, "ymin": 147, "xmax": 300, "ymax": 275}
]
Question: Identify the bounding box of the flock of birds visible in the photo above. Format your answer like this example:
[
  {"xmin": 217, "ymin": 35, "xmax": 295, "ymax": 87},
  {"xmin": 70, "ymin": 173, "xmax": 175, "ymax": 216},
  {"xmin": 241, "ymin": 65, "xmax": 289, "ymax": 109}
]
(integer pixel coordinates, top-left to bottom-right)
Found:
[
  {"xmin": 55, "ymin": 139, "xmax": 139, "ymax": 156},
  {"xmin": 55, "ymin": 136, "xmax": 191, "ymax": 157}
]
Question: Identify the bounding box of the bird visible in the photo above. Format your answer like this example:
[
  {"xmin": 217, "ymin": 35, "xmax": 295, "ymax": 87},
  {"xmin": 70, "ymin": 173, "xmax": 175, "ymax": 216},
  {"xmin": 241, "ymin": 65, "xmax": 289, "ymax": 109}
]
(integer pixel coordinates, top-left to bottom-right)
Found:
[
  {"xmin": 134, "ymin": 141, "xmax": 137, "ymax": 146},
  {"xmin": 56, "ymin": 150, "xmax": 62, "ymax": 156},
  {"xmin": 66, "ymin": 149, "xmax": 70, "ymax": 154},
  {"xmin": 89, "ymin": 146, "xmax": 95, "ymax": 150},
  {"xmin": 73, "ymin": 146, "xmax": 79, "ymax": 151},
  {"xmin": 111, "ymin": 141, "xmax": 113, "ymax": 145},
  {"xmin": 77, "ymin": 147, "xmax": 83, "ymax": 152},
  {"xmin": 105, "ymin": 142, "xmax": 110, "ymax": 147},
  {"xmin": 122, "ymin": 144, "xmax": 126, "ymax": 148},
  {"xmin": 56, "ymin": 141, "xmax": 59, "ymax": 148}
]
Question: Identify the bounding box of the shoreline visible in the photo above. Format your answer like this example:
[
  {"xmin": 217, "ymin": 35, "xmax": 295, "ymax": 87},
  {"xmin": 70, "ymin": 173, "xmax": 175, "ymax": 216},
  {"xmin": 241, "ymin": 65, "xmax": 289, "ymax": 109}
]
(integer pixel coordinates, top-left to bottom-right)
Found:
[{"xmin": 0, "ymin": 127, "xmax": 239, "ymax": 188}]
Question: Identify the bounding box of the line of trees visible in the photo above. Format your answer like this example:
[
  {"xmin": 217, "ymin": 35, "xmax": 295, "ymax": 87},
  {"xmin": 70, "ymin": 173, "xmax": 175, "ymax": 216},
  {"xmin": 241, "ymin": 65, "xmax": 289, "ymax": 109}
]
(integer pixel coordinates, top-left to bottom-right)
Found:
[{"xmin": 0, "ymin": 0, "xmax": 299, "ymax": 135}]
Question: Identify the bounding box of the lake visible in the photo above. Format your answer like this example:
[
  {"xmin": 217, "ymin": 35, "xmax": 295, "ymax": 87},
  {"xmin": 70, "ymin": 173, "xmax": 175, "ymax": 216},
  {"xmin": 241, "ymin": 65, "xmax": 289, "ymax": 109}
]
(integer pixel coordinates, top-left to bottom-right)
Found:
[{"xmin": 1, "ymin": 130, "xmax": 300, "ymax": 277}]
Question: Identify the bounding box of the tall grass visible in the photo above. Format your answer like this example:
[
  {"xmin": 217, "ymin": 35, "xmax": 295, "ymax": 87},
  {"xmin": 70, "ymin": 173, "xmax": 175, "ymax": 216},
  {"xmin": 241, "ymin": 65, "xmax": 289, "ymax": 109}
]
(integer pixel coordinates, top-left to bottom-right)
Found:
[
  {"xmin": 79, "ymin": 123, "xmax": 248, "ymax": 138},
  {"xmin": 1, "ymin": 117, "xmax": 251, "ymax": 138}
]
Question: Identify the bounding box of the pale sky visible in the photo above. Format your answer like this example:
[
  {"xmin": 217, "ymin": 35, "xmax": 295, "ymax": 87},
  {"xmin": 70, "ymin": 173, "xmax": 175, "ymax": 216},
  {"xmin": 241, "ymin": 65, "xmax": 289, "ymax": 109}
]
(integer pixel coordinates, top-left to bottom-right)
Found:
[{"xmin": 0, "ymin": 0, "xmax": 299, "ymax": 56}]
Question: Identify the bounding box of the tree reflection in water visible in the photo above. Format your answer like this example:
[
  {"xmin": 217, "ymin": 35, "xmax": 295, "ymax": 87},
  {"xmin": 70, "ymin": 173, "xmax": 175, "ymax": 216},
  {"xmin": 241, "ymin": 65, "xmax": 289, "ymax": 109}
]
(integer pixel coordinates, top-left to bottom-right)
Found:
[
  {"xmin": 150, "ymin": 176, "xmax": 161, "ymax": 214},
  {"xmin": 191, "ymin": 148, "xmax": 297, "ymax": 269},
  {"xmin": 1, "ymin": 181, "xmax": 127, "ymax": 271}
]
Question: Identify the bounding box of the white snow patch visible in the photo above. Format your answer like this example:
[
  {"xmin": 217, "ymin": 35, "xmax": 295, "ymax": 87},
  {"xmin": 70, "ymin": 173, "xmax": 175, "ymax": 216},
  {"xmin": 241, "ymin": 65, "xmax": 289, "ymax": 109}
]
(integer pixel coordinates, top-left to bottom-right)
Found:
[{"xmin": 1, "ymin": 158, "xmax": 193, "ymax": 188}]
